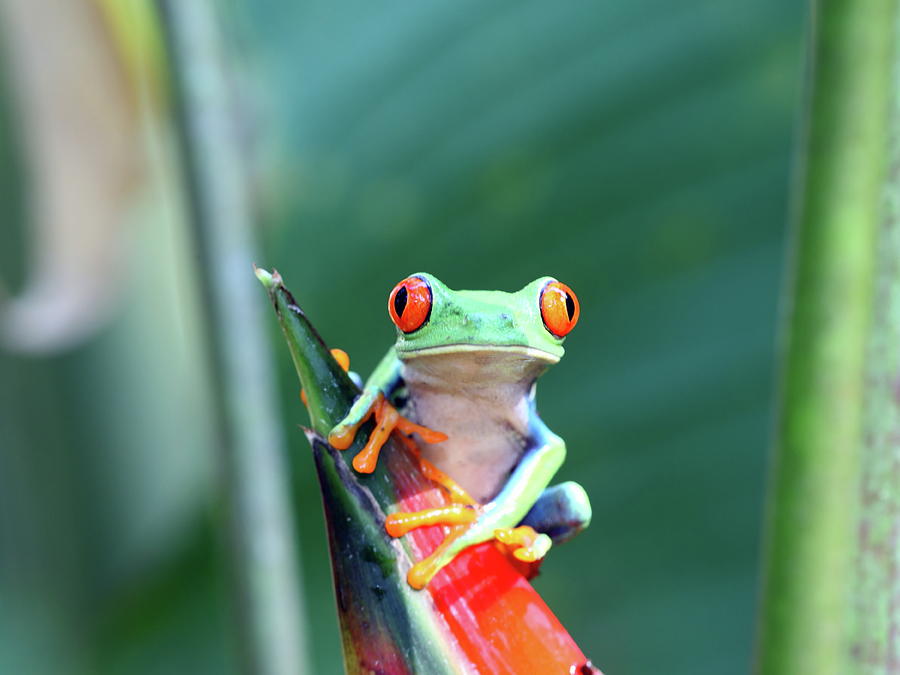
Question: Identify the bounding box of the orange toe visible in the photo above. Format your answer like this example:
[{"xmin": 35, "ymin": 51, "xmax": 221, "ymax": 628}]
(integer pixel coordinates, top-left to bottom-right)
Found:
[{"xmin": 495, "ymin": 526, "xmax": 551, "ymax": 563}]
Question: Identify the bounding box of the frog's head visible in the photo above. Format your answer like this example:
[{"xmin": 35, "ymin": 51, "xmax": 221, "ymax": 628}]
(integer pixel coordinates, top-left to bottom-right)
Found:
[{"xmin": 387, "ymin": 273, "xmax": 579, "ymax": 364}]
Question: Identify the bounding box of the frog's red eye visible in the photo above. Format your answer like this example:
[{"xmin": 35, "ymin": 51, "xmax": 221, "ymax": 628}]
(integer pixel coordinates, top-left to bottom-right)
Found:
[
  {"xmin": 540, "ymin": 281, "xmax": 579, "ymax": 338},
  {"xmin": 388, "ymin": 276, "xmax": 432, "ymax": 333}
]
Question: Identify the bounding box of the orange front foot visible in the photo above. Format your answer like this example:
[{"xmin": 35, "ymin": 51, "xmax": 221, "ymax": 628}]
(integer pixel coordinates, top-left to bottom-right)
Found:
[{"xmin": 328, "ymin": 393, "xmax": 448, "ymax": 474}]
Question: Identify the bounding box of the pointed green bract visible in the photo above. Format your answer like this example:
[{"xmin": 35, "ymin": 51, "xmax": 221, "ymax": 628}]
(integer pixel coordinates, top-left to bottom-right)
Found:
[
  {"xmin": 255, "ymin": 268, "xmax": 358, "ymax": 435},
  {"xmin": 256, "ymin": 267, "xmax": 465, "ymax": 674}
]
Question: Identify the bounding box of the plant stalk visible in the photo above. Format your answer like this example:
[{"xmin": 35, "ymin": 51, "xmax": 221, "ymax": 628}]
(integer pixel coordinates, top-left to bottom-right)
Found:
[
  {"xmin": 155, "ymin": 2, "xmax": 310, "ymax": 673},
  {"xmin": 756, "ymin": 1, "xmax": 899, "ymax": 673}
]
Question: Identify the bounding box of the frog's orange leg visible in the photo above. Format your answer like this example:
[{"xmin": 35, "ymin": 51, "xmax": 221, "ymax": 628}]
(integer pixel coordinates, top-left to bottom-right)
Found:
[
  {"xmin": 401, "ymin": 520, "xmax": 551, "ymax": 589},
  {"xmin": 494, "ymin": 525, "xmax": 553, "ymax": 563},
  {"xmin": 388, "ymin": 517, "xmax": 550, "ymax": 587},
  {"xmin": 329, "ymin": 393, "xmax": 448, "ymax": 474},
  {"xmin": 378, "ymin": 432, "xmax": 542, "ymax": 587},
  {"xmin": 405, "ymin": 524, "xmax": 472, "ymax": 590},
  {"xmin": 301, "ymin": 348, "xmax": 350, "ymax": 407}
]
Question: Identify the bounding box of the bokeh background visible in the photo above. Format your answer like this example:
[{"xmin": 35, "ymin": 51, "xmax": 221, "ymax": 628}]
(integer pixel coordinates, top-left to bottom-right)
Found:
[{"xmin": 0, "ymin": 1, "xmax": 807, "ymax": 673}]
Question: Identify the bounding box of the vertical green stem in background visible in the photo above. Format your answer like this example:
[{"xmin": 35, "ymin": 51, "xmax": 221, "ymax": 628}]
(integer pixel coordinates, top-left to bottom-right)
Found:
[
  {"xmin": 757, "ymin": 1, "xmax": 897, "ymax": 673},
  {"xmin": 155, "ymin": 2, "xmax": 310, "ymax": 674},
  {"xmin": 849, "ymin": 5, "xmax": 900, "ymax": 670}
]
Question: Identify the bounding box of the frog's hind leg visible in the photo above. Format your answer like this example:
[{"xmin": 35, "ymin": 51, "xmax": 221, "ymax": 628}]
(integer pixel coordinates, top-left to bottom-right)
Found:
[
  {"xmin": 518, "ymin": 481, "xmax": 592, "ymax": 545},
  {"xmin": 404, "ymin": 524, "xmax": 472, "ymax": 590},
  {"xmin": 384, "ymin": 503, "xmax": 481, "ymax": 590},
  {"xmin": 385, "ymin": 504, "xmax": 477, "ymax": 537}
]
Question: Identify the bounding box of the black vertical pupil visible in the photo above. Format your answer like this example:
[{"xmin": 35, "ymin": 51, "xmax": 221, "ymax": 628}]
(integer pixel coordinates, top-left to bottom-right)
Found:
[
  {"xmin": 394, "ymin": 286, "xmax": 409, "ymax": 317},
  {"xmin": 564, "ymin": 293, "xmax": 575, "ymax": 321}
]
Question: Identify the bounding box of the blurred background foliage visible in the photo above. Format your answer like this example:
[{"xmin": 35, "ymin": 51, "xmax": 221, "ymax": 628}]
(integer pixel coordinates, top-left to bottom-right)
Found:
[{"xmin": 0, "ymin": 0, "xmax": 805, "ymax": 673}]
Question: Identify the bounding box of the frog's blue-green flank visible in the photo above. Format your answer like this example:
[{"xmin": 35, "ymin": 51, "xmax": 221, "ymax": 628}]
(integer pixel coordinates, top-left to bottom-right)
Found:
[{"xmin": 330, "ymin": 273, "xmax": 592, "ymax": 589}]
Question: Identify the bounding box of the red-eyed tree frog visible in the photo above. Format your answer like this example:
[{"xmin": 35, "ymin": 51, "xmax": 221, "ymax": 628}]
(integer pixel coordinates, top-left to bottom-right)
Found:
[{"xmin": 326, "ymin": 274, "xmax": 592, "ymax": 589}]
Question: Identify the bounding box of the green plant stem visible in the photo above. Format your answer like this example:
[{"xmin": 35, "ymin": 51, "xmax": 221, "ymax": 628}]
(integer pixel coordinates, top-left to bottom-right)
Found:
[
  {"xmin": 847, "ymin": 6, "xmax": 900, "ymax": 669},
  {"xmin": 155, "ymin": 2, "xmax": 310, "ymax": 673},
  {"xmin": 756, "ymin": 1, "xmax": 898, "ymax": 673}
]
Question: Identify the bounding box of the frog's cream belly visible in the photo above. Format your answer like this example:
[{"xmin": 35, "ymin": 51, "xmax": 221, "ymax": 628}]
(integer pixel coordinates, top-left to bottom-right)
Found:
[
  {"xmin": 410, "ymin": 390, "xmax": 529, "ymax": 503},
  {"xmin": 400, "ymin": 349, "xmax": 549, "ymax": 504}
]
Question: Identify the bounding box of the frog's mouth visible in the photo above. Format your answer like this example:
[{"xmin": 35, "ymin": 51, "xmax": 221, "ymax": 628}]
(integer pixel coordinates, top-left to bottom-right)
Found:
[
  {"xmin": 400, "ymin": 344, "xmax": 558, "ymax": 387},
  {"xmin": 400, "ymin": 344, "xmax": 560, "ymax": 364}
]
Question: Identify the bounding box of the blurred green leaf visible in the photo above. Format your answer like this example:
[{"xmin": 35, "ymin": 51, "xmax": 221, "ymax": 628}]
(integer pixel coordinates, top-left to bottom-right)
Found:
[{"xmin": 0, "ymin": 1, "xmax": 805, "ymax": 673}]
